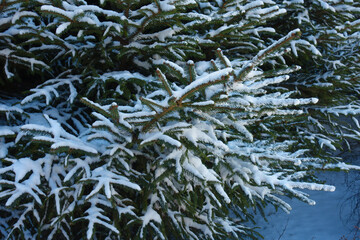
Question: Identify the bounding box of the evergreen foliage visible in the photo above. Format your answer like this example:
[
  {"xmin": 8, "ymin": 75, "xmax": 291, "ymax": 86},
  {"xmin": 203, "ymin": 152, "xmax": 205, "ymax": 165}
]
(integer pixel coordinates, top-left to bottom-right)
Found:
[
  {"xmin": 0, "ymin": 0, "xmax": 359, "ymax": 239},
  {"xmin": 272, "ymin": 0, "xmax": 360, "ymax": 156}
]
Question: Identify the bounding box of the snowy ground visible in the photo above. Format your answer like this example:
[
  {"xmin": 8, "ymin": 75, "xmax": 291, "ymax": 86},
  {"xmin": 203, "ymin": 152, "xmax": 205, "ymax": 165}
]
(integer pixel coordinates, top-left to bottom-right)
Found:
[{"xmin": 255, "ymin": 155, "xmax": 360, "ymax": 240}]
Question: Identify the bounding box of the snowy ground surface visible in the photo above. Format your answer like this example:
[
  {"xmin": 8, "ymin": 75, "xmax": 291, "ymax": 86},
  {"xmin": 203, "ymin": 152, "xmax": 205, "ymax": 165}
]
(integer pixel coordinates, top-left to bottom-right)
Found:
[{"xmin": 255, "ymin": 155, "xmax": 360, "ymax": 240}]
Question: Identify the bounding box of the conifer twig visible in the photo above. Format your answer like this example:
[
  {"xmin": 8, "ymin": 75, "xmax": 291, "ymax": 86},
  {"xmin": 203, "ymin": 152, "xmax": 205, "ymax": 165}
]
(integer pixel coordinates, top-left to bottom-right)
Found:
[{"xmin": 235, "ymin": 29, "xmax": 301, "ymax": 82}]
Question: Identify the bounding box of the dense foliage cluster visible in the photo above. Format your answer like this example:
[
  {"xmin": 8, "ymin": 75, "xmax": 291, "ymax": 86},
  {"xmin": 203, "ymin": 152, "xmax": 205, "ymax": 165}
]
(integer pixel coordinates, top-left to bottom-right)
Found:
[{"xmin": 0, "ymin": 0, "xmax": 360, "ymax": 239}]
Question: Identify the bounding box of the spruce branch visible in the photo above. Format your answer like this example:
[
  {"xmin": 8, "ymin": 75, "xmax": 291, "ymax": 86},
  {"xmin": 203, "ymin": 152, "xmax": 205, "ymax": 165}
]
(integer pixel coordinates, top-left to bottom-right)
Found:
[
  {"xmin": 175, "ymin": 68, "xmax": 232, "ymax": 102},
  {"xmin": 142, "ymin": 67, "xmax": 232, "ymax": 132},
  {"xmin": 81, "ymin": 97, "xmax": 112, "ymax": 121},
  {"xmin": 187, "ymin": 60, "xmax": 197, "ymax": 83},
  {"xmin": 216, "ymin": 48, "xmax": 231, "ymax": 68},
  {"xmin": 41, "ymin": 5, "xmax": 74, "ymax": 22},
  {"xmin": 156, "ymin": 68, "xmax": 173, "ymax": 96},
  {"xmin": 142, "ymin": 104, "xmax": 178, "ymax": 132},
  {"xmin": 210, "ymin": 60, "xmax": 219, "ymax": 71},
  {"xmin": 235, "ymin": 29, "xmax": 302, "ymax": 82},
  {"xmin": 140, "ymin": 97, "xmax": 165, "ymax": 113}
]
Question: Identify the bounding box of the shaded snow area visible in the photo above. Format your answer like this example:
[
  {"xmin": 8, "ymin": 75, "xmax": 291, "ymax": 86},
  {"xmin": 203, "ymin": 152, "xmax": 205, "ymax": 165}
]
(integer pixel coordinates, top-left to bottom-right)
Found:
[{"xmin": 256, "ymin": 155, "xmax": 360, "ymax": 240}]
